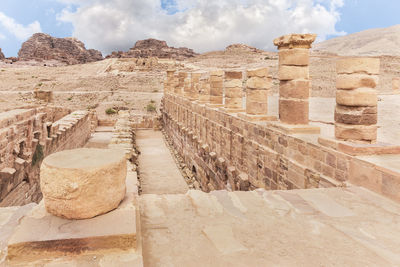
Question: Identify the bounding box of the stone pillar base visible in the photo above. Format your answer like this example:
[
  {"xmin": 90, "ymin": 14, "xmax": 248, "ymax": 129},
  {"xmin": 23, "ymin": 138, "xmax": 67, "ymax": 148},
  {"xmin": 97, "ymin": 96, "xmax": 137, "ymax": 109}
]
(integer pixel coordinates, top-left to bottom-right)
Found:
[
  {"xmin": 268, "ymin": 122, "xmax": 320, "ymax": 134},
  {"xmin": 318, "ymin": 137, "xmax": 400, "ymax": 156},
  {"xmin": 206, "ymin": 103, "xmax": 224, "ymax": 108},
  {"xmin": 238, "ymin": 113, "xmax": 277, "ymax": 122}
]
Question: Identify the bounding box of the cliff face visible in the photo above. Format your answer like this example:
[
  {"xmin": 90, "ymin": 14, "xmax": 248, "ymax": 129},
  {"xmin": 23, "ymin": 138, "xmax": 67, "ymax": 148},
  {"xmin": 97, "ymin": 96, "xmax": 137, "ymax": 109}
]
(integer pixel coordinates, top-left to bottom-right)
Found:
[
  {"xmin": 107, "ymin": 38, "xmax": 197, "ymax": 60},
  {"xmin": 18, "ymin": 33, "xmax": 103, "ymax": 65},
  {"xmin": 0, "ymin": 48, "xmax": 4, "ymax": 60}
]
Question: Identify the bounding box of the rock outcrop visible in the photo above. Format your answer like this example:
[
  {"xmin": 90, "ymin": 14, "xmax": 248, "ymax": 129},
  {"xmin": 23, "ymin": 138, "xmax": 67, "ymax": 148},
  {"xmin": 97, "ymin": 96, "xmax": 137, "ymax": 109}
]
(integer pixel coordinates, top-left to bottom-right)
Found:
[
  {"xmin": 0, "ymin": 48, "xmax": 4, "ymax": 60},
  {"xmin": 225, "ymin": 44, "xmax": 263, "ymax": 53},
  {"xmin": 106, "ymin": 38, "xmax": 197, "ymax": 60},
  {"xmin": 18, "ymin": 33, "xmax": 103, "ymax": 65}
]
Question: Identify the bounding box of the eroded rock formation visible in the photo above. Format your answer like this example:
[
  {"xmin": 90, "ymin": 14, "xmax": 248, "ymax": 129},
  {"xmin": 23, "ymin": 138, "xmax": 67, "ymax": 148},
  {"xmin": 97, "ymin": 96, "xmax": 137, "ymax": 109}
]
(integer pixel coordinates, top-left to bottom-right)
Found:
[
  {"xmin": 18, "ymin": 33, "xmax": 103, "ymax": 65},
  {"xmin": 106, "ymin": 38, "xmax": 197, "ymax": 60}
]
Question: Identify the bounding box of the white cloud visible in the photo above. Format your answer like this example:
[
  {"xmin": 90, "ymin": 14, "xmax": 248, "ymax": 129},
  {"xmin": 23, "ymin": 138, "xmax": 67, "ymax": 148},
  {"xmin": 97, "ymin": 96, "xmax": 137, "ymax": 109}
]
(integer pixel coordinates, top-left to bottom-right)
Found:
[
  {"xmin": 0, "ymin": 12, "xmax": 42, "ymax": 41},
  {"xmin": 0, "ymin": 33, "xmax": 6, "ymax": 40},
  {"xmin": 58, "ymin": 0, "xmax": 345, "ymax": 55}
]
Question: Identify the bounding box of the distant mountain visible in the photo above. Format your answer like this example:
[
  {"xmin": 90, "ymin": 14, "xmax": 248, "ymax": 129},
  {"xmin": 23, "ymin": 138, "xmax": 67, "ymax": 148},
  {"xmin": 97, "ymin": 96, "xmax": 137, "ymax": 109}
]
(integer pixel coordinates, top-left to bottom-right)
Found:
[
  {"xmin": 18, "ymin": 33, "xmax": 103, "ymax": 65},
  {"xmin": 313, "ymin": 25, "xmax": 400, "ymax": 57},
  {"xmin": 106, "ymin": 38, "xmax": 198, "ymax": 60}
]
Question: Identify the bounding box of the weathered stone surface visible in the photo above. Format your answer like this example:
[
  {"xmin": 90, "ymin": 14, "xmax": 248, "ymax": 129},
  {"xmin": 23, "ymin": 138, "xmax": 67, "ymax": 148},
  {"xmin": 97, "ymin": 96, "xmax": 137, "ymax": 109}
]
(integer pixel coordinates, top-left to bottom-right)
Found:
[
  {"xmin": 225, "ymin": 79, "xmax": 242, "ymax": 88},
  {"xmin": 106, "ymin": 38, "xmax": 197, "ymax": 60},
  {"xmin": 40, "ymin": 148, "xmax": 127, "ymax": 219},
  {"xmin": 18, "ymin": 33, "xmax": 103, "ymax": 65},
  {"xmin": 224, "ymin": 71, "xmax": 242, "ymax": 79},
  {"xmin": 210, "ymin": 70, "xmax": 224, "ymax": 76},
  {"xmin": 210, "ymin": 96, "xmax": 223, "ymax": 104},
  {"xmin": 225, "ymin": 98, "xmax": 242, "ymax": 108},
  {"xmin": 210, "ymin": 86, "xmax": 223, "ymax": 96},
  {"xmin": 246, "ymin": 101, "xmax": 268, "ymax": 115},
  {"xmin": 278, "ymin": 66, "xmax": 309, "ymax": 80},
  {"xmin": 337, "ymin": 58, "xmax": 380, "ymax": 75},
  {"xmin": 247, "ymin": 68, "xmax": 268, "ymax": 77},
  {"xmin": 335, "ymin": 105, "xmax": 377, "ymax": 125},
  {"xmin": 336, "ymin": 88, "xmax": 377, "ymax": 107},
  {"xmin": 393, "ymin": 77, "xmax": 400, "ymax": 91},
  {"xmin": 0, "ymin": 48, "xmax": 4, "ymax": 60},
  {"xmin": 279, "ymin": 48, "xmax": 309, "ymax": 66},
  {"xmin": 280, "ymin": 80, "xmax": 310, "ymax": 99},
  {"xmin": 279, "ymin": 99, "xmax": 309, "ymax": 124},
  {"xmin": 336, "ymin": 74, "xmax": 378, "ymax": 89},
  {"xmin": 225, "ymin": 87, "xmax": 242, "ymax": 98},
  {"xmin": 335, "ymin": 123, "xmax": 377, "ymax": 142},
  {"xmin": 273, "ymin": 34, "xmax": 317, "ymax": 49},
  {"xmin": 246, "ymin": 77, "xmax": 271, "ymax": 89},
  {"xmin": 247, "ymin": 89, "xmax": 268, "ymax": 102}
]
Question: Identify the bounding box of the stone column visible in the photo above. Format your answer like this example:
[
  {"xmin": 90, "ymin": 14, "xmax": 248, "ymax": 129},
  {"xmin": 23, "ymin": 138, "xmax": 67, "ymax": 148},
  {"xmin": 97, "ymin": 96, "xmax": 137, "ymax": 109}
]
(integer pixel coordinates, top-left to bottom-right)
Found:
[
  {"xmin": 165, "ymin": 70, "xmax": 175, "ymax": 94},
  {"xmin": 335, "ymin": 58, "xmax": 380, "ymax": 143},
  {"xmin": 393, "ymin": 78, "xmax": 400, "ymax": 91},
  {"xmin": 190, "ymin": 73, "xmax": 201, "ymax": 101},
  {"xmin": 198, "ymin": 75, "xmax": 210, "ymax": 103},
  {"xmin": 274, "ymin": 34, "xmax": 316, "ymax": 125},
  {"xmin": 183, "ymin": 74, "xmax": 191, "ymax": 99},
  {"xmin": 224, "ymin": 71, "xmax": 243, "ymax": 112},
  {"xmin": 176, "ymin": 72, "xmax": 187, "ymax": 96},
  {"xmin": 209, "ymin": 70, "xmax": 224, "ymax": 106}
]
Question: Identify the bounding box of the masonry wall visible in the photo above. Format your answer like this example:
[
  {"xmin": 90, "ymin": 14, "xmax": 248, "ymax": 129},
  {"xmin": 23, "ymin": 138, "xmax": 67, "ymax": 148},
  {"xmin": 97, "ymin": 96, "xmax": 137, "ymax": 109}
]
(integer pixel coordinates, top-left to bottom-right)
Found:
[
  {"xmin": 0, "ymin": 108, "xmax": 92, "ymax": 207},
  {"xmin": 162, "ymin": 94, "xmax": 400, "ymax": 202}
]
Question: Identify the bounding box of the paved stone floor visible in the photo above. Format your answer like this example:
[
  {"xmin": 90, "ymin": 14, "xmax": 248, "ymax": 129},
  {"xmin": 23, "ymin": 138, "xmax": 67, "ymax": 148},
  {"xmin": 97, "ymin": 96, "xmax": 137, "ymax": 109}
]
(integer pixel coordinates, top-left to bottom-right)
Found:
[
  {"xmin": 136, "ymin": 130, "xmax": 188, "ymax": 194},
  {"xmin": 140, "ymin": 186, "xmax": 400, "ymax": 267}
]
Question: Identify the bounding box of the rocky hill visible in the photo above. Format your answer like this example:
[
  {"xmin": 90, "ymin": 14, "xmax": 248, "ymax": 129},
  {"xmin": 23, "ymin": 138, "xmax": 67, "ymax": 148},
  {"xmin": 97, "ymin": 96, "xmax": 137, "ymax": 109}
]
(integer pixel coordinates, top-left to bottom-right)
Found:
[
  {"xmin": 107, "ymin": 38, "xmax": 197, "ymax": 60},
  {"xmin": 0, "ymin": 48, "xmax": 4, "ymax": 60},
  {"xmin": 313, "ymin": 24, "xmax": 400, "ymax": 56},
  {"xmin": 18, "ymin": 33, "xmax": 103, "ymax": 65},
  {"xmin": 225, "ymin": 44, "xmax": 263, "ymax": 54}
]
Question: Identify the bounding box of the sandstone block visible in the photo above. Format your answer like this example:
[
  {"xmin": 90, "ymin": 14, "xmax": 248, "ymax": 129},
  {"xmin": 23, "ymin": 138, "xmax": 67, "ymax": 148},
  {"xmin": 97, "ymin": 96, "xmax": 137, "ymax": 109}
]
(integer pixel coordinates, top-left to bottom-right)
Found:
[
  {"xmin": 246, "ymin": 77, "xmax": 270, "ymax": 89},
  {"xmin": 279, "ymin": 99, "xmax": 309, "ymax": 124},
  {"xmin": 40, "ymin": 148, "xmax": 127, "ymax": 219},
  {"xmin": 210, "ymin": 96, "xmax": 223, "ymax": 104},
  {"xmin": 337, "ymin": 58, "xmax": 380, "ymax": 75},
  {"xmin": 210, "ymin": 70, "xmax": 224, "ymax": 76},
  {"xmin": 210, "ymin": 75, "xmax": 223, "ymax": 82},
  {"xmin": 279, "ymin": 48, "xmax": 309, "ymax": 66},
  {"xmin": 211, "ymin": 81, "xmax": 223, "ymax": 88},
  {"xmin": 273, "ymin": 34, "xmax": 317, "ymax": 49},
  {"xmin": 336, "ymin": 88, "xmax": 377, "ymax": 107},
  {"xmin": 393, "ymin": 77, "xmax": 400, "ymax": 91},
  {"xmin": 336, "ymin": 74, "xmax": 378, "ymax": 89},
  {"xmin": 225, "ymin": 71, "xmax": 242, "ymax": 79},
  {"xmin": 335, "ymin": 123, "xmax": 377, "ymax": 142},
  {"xmin": 247, "ymin": 89, "xmax": 268, "ymax": 102},
  {"xmin": 246, "ymin": 101, "xmax": 268, "ymax": 115},
  {"xmin": 279, "ymin": 80, "xmax": 310, "ymax": 99},
  {"xmin": 210, "ymin": 87, "xmax": 223, "ymax": 96},
  {"xmin": 225, "ymin": 87, "xmax": 242, "ymax": 98},
  {"xmin": 225, "ymin": 98, "xmax": 242, "ymax": 108},
  {"xmin": 278, "ymin": 66, "xmax": 309, "ymax": 81},
  {"xmin": 247, "ymin": 68, "xmax": 268, "ymax": 78},
  {"xmin": 335, "ymin": 105, "xmax": 377, "ymax": 125},
  {"xmin": 225, "ymin": 79, "xmax": 242, "ymax": 88}
]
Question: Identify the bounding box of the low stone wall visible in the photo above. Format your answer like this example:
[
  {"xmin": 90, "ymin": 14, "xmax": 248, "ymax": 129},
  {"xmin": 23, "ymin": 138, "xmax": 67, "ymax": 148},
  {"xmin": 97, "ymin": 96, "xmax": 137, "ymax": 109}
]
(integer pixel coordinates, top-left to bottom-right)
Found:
[
  {"xmin": 162, "ymin": 94, "xmax": 400, "ymax": 202},
  {"xmin": 0, "ymin": 108, "xmax": 92, "ymax": 207}
]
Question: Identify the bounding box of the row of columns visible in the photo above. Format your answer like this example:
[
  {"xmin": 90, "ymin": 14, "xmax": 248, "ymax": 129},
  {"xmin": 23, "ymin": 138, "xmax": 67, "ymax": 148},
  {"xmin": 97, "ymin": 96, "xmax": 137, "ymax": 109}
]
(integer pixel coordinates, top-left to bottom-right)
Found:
[{"xmin": 163, "ymin": 33, "xmax": 381, "ymax": 144}]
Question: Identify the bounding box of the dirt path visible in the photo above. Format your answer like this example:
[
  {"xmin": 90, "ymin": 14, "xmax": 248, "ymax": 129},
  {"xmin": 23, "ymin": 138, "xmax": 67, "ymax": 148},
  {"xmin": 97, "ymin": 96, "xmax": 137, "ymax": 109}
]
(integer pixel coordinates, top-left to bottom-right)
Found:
[{"xmin": 136, "ymin": 130, "xmax": 188, "ymax": 194}]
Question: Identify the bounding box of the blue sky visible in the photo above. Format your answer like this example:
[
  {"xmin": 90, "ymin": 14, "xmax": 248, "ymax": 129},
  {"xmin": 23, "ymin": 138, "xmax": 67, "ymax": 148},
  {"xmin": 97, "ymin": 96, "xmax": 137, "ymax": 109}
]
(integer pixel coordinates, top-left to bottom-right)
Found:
[{"xmin": 0, "ymin": 0, "xmax": 399, "ymax": 57}]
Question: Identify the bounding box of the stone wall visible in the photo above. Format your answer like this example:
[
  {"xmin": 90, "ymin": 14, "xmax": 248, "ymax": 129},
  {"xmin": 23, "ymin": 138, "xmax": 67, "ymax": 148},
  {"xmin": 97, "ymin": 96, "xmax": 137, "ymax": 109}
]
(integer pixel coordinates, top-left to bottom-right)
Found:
[
  {"xmin": 162, "ymin": 94, "xmax": 400, "ymax": 202},
  {"xmin": 0, "ymin": 108, "xmax": 92, "ymax": 207}
]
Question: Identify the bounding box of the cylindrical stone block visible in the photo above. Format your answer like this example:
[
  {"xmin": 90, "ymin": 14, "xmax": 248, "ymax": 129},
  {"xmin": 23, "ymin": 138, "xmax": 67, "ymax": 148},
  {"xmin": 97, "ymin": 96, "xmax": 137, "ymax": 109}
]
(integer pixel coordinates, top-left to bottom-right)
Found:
[
  {"xmin": 40, "ymin": 148, "xmax": 127, "ymax": 219},
  {"xmin": 334, "ymin": 58, "xmax": 380, "ymax": 143},
  {"xmin": 190, "ymin": 73, "xmax": 202, "ymax": 100},
  {"xmin": 274, "ymin": 34, "xmax": 316, "ymax": 125},
  {"xmin": 176, "ymin": 72, "xmax": 187, "ymax": 95},
  {"xmin": 198, "ymin": 76, "xmax": 210, "ymax": 103},
  {"xmin": 224, "ymin": 71, "xmax": 243, "ymax": 109},
  {"xmin": 183, "ymin": 75, "xmax": 191, "ymax": 98}
]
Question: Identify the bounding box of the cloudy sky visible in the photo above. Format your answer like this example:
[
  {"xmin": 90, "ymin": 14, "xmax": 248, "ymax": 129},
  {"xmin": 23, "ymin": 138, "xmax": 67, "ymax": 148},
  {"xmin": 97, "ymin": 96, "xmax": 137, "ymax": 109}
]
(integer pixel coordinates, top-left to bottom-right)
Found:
[{"xmin": 0, "ymin": 0, "xmax": 399, "ymax": 57}]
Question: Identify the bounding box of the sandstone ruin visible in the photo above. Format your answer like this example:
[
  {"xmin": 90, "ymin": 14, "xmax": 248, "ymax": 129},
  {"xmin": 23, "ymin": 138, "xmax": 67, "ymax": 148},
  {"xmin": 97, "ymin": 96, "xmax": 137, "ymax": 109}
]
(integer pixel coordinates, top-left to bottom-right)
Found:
[{"xmin": 0, "ymin": 32, "xmax": 400, "ymax": 266}]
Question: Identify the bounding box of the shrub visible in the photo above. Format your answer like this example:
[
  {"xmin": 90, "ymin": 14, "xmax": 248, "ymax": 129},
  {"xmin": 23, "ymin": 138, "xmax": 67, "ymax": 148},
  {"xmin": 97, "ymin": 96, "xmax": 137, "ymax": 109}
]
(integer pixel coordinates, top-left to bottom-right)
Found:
[
  {"xmin": 105, "ymin": 108, "xmax": 117, "ymax": 115},
  {"xmin": 146, "ymin": 103, "xmax": 156, "ymax": 112}
]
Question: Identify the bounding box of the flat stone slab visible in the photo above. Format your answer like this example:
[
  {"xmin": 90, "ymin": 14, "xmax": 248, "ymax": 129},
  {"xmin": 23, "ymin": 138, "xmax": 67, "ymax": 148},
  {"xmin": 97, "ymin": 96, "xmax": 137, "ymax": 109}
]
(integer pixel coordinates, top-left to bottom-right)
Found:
[
  {"xmin": 237, "ymin": 113, "xmax": 278, "ymax": 122},
  {"xmin": 140, "ymin": 187, "xmax": 400, "ymax": 266},
  {"xmin": 268, "ymin": 121, "xmax": 321, "ymax": 134},
  {"xmin": 6, "ymin": 193, "xmax": 137, "ymax": 263},
  {"xmin": 319, "ymin": 136, "xmax": 400, "ymax": 156}
]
